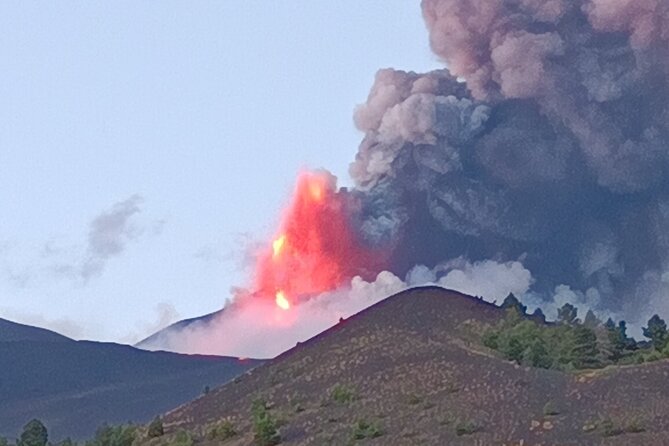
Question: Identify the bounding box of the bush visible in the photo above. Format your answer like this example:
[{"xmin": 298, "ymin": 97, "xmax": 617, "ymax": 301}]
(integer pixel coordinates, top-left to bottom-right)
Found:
[
  {"xmin": 90, "ymin": 424, "xmax": 137, "ymax": 446},
  {"xmin": 170, "ymin": 431, "xmax": 193, "ymax": 446},
  {"xmin": 599, "ymin": 418, "xmax": 623, "ymax": 437},
  {"xmin": 331, "ymin": 384, "xmax": 355, "ymax": 403},
  {"xmin": 407, "ymin": 394, "xmax": 421, "ymax": 405},
  {"xmin": 455, "ymin": 420, "xmax": 481, "ymax": 436},
  {"xmin": 543, "ymin": 401, "xmax": 560, "ymax": 416},
  {"xmin": 351, "ymin": 420, "xmax": 382, "ymax": 440},
  {"xmin": 147, "ymin": 417, "xmax": 164, "ymax": 438},
  {"xmin": 625, "ymin": 417, "xmax": 645, "ymax": 434},
  {"xmin": 208, "ymin": 420, "xmax": 236, "ymax": 441},
  {"xmin": 252, "ymin": 400, "xmax": 281, "ymax": 446},
  {"xmin": 482, "ymin": 331, "xmax": 499, "ymax": 349}
]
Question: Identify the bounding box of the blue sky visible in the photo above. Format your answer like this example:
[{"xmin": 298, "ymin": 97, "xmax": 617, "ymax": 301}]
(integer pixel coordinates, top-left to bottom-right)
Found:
[{"xmin": 0, "ymin": 1, "xmax": 439, "ymax": 342}]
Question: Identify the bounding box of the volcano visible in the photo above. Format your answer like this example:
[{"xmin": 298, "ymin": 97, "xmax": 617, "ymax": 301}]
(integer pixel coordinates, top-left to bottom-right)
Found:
[{"xmin": 142, "ymin": 287, "xmax": 669, "ymax": 445}]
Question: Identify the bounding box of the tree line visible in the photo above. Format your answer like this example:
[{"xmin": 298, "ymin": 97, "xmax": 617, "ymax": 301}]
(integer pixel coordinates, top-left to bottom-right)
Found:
[{"xmin": 483, "ymin": 294, "xmax": 669, "ymax": 370}]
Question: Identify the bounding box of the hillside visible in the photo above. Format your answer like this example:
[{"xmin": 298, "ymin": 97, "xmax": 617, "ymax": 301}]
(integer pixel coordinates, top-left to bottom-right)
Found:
[
  {"xmin": 0, "ymin": 317, "xmax": 72, "ymax": 343},
  {"xmin": 0, "ymin": 336, "xmax": 261, "ymax": 441},
  {"xmin": 152, "ymin": 287, "xmax": 669, "ymax": 445},
  {"xmin": 135, "ymin": 309, "xmax": 223, "ymax": 352}
]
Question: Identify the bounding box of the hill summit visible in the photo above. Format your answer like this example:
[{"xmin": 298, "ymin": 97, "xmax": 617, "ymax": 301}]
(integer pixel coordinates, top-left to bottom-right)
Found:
[{"xmin": 150, "ymin": 287, "xmax": 669, "ymax": 445}]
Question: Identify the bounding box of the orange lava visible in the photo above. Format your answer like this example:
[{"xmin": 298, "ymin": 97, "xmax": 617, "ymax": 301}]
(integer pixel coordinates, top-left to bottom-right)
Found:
[
  {"xmin": 255, "ymin": 171, "xmax": 384, "ymax": 308},
  {"xmin": 275, "ymin": 291, "xmax": 291, "ymax": 310}
]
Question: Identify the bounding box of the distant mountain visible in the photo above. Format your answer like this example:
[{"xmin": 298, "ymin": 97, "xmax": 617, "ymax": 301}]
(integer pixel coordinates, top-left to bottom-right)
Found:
[
  {"xmin": 0, "ymin": 317, "xmax": 72, "ymax": 343},
  {"xmin": 135, "ymin": 309, "xmax": 223, "ymax": 351},
  {"xmin": 0, "ymin": 318, "xmax": 260, "ymax": 442},
  {"xmin": 151, "ymin": 287, "xmax": 669, "ymax": 445}
]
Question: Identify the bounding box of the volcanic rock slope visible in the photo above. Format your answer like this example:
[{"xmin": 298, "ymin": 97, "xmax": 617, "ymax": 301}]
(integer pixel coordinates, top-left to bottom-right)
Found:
[
  {"xmin": 158, "ymin": 287, "xmax": 669, "ymax": 446},
  {"xmin": 0, "ymin": 318, "xmax": 261, "ymax": 441}
]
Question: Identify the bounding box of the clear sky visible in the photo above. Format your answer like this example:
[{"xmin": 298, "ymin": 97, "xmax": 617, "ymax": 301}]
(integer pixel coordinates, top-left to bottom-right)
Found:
[{"xmin": 0, "ymin": 1, "xmax": 440, "ymax": 342}]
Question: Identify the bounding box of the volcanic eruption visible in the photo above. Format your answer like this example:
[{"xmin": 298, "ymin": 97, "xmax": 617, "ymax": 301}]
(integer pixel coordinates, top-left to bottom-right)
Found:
[
  {"xmin": 141, "ymin": 0, "xmax": 669, "ymax": 357},
  {"xmin": 254, "ymin": 171, "xmax": 387, "ymax": 310}
]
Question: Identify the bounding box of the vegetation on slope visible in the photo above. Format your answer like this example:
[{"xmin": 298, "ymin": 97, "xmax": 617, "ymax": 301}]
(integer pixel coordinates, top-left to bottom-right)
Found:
[{"xmin": 483, "ymin": 293, "xmax": 669, "ymax": 370}]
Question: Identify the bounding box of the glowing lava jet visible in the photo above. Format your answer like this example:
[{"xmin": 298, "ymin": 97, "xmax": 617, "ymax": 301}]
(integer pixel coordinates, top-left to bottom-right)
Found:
[{"xmin": 255, "ymin": 171, "xmax": 383, "ymax": 310}]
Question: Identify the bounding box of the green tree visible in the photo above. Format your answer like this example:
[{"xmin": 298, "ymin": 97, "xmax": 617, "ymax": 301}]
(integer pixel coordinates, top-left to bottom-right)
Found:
[
  {"xmin": 531, "ymin": 307, "xmax": 546, "ymax": 323},
  {"xmin": 566, "ymin": 326, "xmax": 599, "ymax": 369},
  {"xmin": 525, "ymin": 337, "xmax": 553, "ymax": 368},
  {"xmin": 0, "ymin": 437, "xmax": 9, "ymax": 446},
  {"xmin": 90, "ymin": 425, "xmax": 136, "ymax": 446},
  {"xmin": 557, "ymin": 303, "xmax": 578, "ymax": 325},
  {"xmin": 252, "ymin": 400, "xmax": 280, "ymax": 446},
  {"xmin": 643, "ymin": 315, "xmax": 668, "ymax": 351},
  {"xmin": 583, "ymin": 310, "xmax": 601, "ymax": 329},
  {"xmin": 501, "ymin": 293, "xmax": 526, "ymax": 315},
  {"xmin": 147, "ymin": 417, "xmax": 164, "ymax": 438},
  {"xmin": 18, "ymin": 419, "xmax": 48, "ymax": 446},
  {"xmin": 58, "ymin": 439, "xmax": 76, "ymax": 446}
]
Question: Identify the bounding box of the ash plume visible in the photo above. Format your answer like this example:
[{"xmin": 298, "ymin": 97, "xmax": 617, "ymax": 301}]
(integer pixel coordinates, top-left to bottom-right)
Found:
[
  {"xmin": 146, "ymin": 0, "xmax": 669, "ymax": 357},
  {"xmin": 349, "ymin": 0, "xmax": 669, "ymax": 327}
]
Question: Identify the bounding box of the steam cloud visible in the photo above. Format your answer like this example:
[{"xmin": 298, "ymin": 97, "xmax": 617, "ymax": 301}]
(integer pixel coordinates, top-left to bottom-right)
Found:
[{"xmin": 145, "ymin": 0, "xmax": 669, "ymax": 356}]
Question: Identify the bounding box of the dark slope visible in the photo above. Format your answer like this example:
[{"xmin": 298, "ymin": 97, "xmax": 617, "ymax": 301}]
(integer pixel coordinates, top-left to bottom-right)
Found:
[
  {"xmin": 0, "ymin": 317, "xmax": 72, "ymax": 343},
  {"xmin": 135, "ymin": 309, "xmax": 222, "ymax": 351},
  {"xmin": 157, "ymin": 286, "xmax": 669, "ymax": 445},
  {"xmin": 0, "ymin": 339, "xmax": 260, "ymax": 441}
]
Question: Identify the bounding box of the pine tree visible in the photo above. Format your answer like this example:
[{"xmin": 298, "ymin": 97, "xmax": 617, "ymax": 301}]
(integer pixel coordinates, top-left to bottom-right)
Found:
[
  {"xmin": 147, "ymin": 417, "xmax": 164, "ymax": 438},
  {"xmin": 18, "ymin": 420, "xmax": 48, "ymax": 446},
  {"xmin": 252, "ymin": 400, "xmax": 280, "ymax": 446},
  {"xmin": 583, "ymin": 310, "xmax": 601, "ymax": 329},
  {"xmin": 604, "ymin": 319, "xmax": 636, "ymax": 360},
  {"xmin": 501, "ymin": 293, "xmax": 527, "ymax": 315},
  {"xmin": 557, "ymin": 303, "xmax": 578, "ymax": 325},
  {"xmin": 531, "ymin": 307, "xmax": 546, "ymax": 323},
  {"xmin": 643, "ymin": 314, "xmax": 668, "ymax": 351}
]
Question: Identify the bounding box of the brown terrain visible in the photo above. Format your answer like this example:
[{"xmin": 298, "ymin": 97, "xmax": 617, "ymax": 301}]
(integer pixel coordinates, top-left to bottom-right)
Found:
[{"xmin": 147, "ymin": 287, "xmax": 669, "ymax": 445}]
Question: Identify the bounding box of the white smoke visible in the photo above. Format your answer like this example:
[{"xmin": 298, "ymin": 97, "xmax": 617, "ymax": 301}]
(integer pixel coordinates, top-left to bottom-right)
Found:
[
  {"xmin": 140, "ymin": 271, "xmax": 407, "ymax": 358},
  {"xmin": 140, "ymin": 259, "xmax": 536, "ymax": 358}
]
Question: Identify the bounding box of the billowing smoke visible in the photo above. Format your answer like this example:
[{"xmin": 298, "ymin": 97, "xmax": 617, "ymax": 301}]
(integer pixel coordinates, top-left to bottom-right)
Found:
[
  {"xmin": 349, "ymin": 0, "xmax": 669, "ymax": 329},
  {"xmin": 144, "ymin": 0, "xmax": 669, "ymax": 356},
  {"xmin": 142, "ymin": 261, "xmax": 530, "ymax": 358}
]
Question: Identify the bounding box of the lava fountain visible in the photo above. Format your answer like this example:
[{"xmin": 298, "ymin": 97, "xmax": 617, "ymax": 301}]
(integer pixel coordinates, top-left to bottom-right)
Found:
[{"xmin": 254, "ymin": 170, "xmax": 385, "ymax": 310}]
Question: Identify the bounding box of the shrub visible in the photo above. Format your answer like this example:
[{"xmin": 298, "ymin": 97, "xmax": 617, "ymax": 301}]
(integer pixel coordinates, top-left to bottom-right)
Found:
[
  {"xmin": 208, "ymin": 420, "xmax": 236, "ymax": 441},
  {"xmin": 90, "ymin": 425, "xmax": 137, "ymax": 446},
  {"xmin": 331, "ymin": 384, "xmax": 355, "ymax": 403},
  {"xmin": 599, "ymin": 418, "xmax": 622, "ymax": 437},
  {"xmin": 482, "ymin": 331, "xmax": 499, "ymax": 349},
  {"xmin": 252, "ymin": 399, "xmax": 281, "ymax": 446},
  {"xmin": 543, "ymin": 401, "xmax": 560, "ymax": 416},
  {"xmin": 407, "ymin": 394, "xmax": 421, "ymax": 405},
  {"xmin": 351, "ymin": 420, "xmax": 382, "ymax": 440},
  {"xmin": 147, "ymin": 417, "xmax": 164, "ymax": 438},
  {"xmin": 170, "ymin": 431, "xmax": 193, "ymax": 446},
  {"xmin": 624, "ymin": 417, "xmax": 645, "ymax": 434},
  {"xmin": 455, "ymin": 420, "xmax": 481, "ymax": 436}
]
